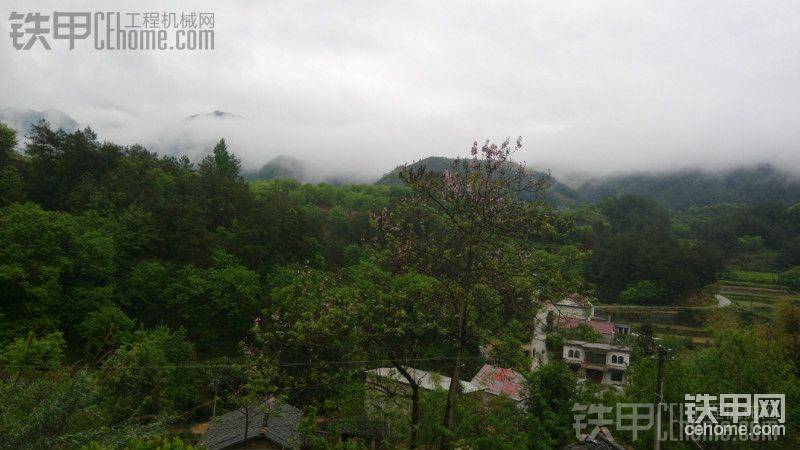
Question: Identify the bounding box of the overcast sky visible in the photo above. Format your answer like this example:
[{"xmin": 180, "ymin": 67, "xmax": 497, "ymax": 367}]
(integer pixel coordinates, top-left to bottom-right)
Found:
[{"xmin": 2, "ymin": 0, "xmax": 799, "ymax": 181}]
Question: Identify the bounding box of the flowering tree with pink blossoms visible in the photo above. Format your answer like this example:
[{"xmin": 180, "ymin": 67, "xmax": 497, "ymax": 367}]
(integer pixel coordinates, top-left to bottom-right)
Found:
[{"xmin": 373, "ymin": 138, "xmax": 571, "ymax": 447}]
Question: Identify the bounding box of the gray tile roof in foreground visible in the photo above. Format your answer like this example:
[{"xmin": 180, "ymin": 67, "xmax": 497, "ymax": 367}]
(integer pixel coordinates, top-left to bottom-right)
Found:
[{"xmin": 203, "ymin": 398, "xmax": 303, "ymax": 450}]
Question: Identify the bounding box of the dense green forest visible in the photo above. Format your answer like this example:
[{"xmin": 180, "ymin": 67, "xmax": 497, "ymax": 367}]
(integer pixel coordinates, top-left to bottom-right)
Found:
[
  {"xmin": 576, "ymin": 165, "xmax": 800, "ymax": 208},
  {"xmin": 376, "ymin": 156, "xmax": 580, "ymax": 207},
  {"xmin": 251, "ymin": 155, "xmax": 800, "ymax": 210},
  {"xmin": 2, "ymin": 123, "xmax": 800, "ymax": 449}
]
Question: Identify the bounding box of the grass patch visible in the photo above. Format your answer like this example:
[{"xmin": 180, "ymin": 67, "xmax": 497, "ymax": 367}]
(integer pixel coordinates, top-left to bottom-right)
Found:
[
  {"xmin": 723, "ymin": 270, "xmax": 779, "ymax": 284},
  {"xmin": 726, "ymin": 294, "xmax": 778, "ymax": 305},
  {"xmin": 719, "ymin": 280, "xmax": 789, "ymax": 290}
]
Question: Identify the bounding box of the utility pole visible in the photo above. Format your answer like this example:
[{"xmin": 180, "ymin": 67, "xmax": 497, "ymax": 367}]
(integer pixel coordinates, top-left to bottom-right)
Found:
[
  {"xmin": 212, "ymin": 379, "xmax": 218, "ymax": 417},
  {"xmin": 654, "ymin": 346, "xmax": 666, "ymax": 450}
]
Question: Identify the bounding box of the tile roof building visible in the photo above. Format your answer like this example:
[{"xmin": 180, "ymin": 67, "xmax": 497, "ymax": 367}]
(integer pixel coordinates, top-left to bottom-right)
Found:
[
  {"xmin": 469, "ymin": 364, "xmax": 526, "ymax": 402},
  {"xmin": 203, "ymin": 398, "xmax": 303, "ymax": 450},
  {"xmin": 366, "ymin": 367, "xmax": 482, "ymax": 394},
  {"xmin": 556, "ymin": 317, "xmax": 616, "ymax": 342}
]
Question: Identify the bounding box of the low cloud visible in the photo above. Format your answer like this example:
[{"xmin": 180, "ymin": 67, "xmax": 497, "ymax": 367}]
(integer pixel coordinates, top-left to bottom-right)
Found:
[{"xmin": 2, "ymin": 0, "xmax": 799, "ymax": 181}]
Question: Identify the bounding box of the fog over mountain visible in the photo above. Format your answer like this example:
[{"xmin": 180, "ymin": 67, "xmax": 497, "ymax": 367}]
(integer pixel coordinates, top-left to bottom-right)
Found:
[
  {"xmin": 0, "ymin": 108, "xmax": 79, "ymax": 137},
  {"xmin": 3, "ymin": 1, "xmax": 800, "ymax": 180},
  {"xmin": 185, "ymin": 110, "xmax": 244, "ymax": 121}
]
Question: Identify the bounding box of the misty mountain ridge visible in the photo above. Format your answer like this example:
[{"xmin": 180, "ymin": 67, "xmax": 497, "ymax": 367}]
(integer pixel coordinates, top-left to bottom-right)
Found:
[
  {"xmin": 245, "ymin": 156, "xmax": 309, "ymax": 181},
  {"xmin": 576, "ymin": 164, "xmax": 800, "ymax": 208},
  {"xmin": 2, "ymin": 109, "xmax": 798, "ymax": 208},
  {"xmin": 0, "ymin": 107, "xmax": 78, "ymax": 137},
  {"xmin": 376, "ymin": 156, "xmax": 579, "ymax": 206},
  {"xmin": 249, "ymin": 156, "xmax": 800, "ymax": 208},
  {"xmin": 244, "ymin": 155, "xmax": 374, "ymax": 185}
]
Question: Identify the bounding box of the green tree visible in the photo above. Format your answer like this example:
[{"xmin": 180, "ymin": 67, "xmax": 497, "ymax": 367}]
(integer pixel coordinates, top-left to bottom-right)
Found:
[
  {"xmin": 0, "ymin": 164, "xmax": 26, "ymax": 207},
  {"xmin": 198, "ymin": 139, "xmax": 250, "ymax": 230},
  {"xmin": 521, "ymin": 362, "xmax": 580, "ymax": 449},
  {"xmin": 99, "ymin": 326, "xmax": 197, "ymax": 422},
  {"xmin": 78, "ymin": 305, "xmax": 135, "ymax": 358},
  {"xmin": 0, "ymin": 203, "xmax": 116, "ymax": 341},
  {"xmin": 779, "ymin": 266, "xmax": 800, "ymax": 292},
  {"xmin": 246, "ymin": 267, "xmax": 358, "ymax": 409},
  {"xmin": 375, "ymin": 138, "xmax": 569, "ymax": 446},
  {"xmin": 588, "ymin": 195, "xmax": 722, "ymax": 303},
  {"xmin": 620, "ymin": 280, "xmax": 666, "ymax": 305},
  {"xmin": 344, "ymin": 262, "xmax": 447, "ymax": 448},
  {"xmin": 0, "ymin": 331, "xmax": 65, "ymax": 378},
  {"xmin": 0, "ymin": 371, "xmax": 108, "ymax": 450},
  {"xmin": 0, "ymin": 123, "xmax": 16, "ymax": 165},
  {"xmin": 0, "ymin": 123, "xmax": 25, "ymax": 206},
  {"xmin": 776, "ymin": 299, "xmax": 800, "ymax": 368}
]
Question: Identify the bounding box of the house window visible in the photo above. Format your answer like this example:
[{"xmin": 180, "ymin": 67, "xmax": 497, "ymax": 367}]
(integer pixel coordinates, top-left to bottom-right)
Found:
[
  {"xmin": 610, "ymin": 370, "xmax": 624, "ymax": 382},
  {"xmin": 587, "ymin": 352, "xmax": 606, "ymax": 365},
  {"xmin": 611, "ymin": 355, "xmax": 626, "ymax": 365}
]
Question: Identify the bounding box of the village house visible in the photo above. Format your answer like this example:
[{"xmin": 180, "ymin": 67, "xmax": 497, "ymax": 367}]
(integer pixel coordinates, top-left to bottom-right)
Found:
[
  {"xmin": 614, "ymin": 323, "xmax": 631, "ymax": 335},
  {"xmin": 555, "ymin": 316, "xmax": 616, "ymax": 343},
  {"xmin": 199, "ymin": 397, "xmax": 385, "ymax": 450},
  {"xmin": 202, "ymin": 398, "xmax": 303, "ymax": 450},
  {"xmin": 364, "ymin": 367, "xmax": 483, "ymax": 419},
  {"xmin": 561, "ymin": 340, "xmax": 631, "ymax": 386},
  {"xmin": 469, "ymin": 364, "xmax": 526, "ymax": 403},
  {"xmin": 554, "ymin": 294, "xmax": 596, "ymax": 320}
]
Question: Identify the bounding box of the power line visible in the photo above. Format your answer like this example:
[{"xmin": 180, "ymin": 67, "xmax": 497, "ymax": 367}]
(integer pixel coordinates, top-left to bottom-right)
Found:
[{"xmin": 0, "ymin": 354, "xmax": 490, "ymax": 370}]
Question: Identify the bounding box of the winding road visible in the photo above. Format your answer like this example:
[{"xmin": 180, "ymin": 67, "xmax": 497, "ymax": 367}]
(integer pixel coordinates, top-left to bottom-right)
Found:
[{"xmin": 714, "ymin": 294, "xmax": 732, "ymax": 308}]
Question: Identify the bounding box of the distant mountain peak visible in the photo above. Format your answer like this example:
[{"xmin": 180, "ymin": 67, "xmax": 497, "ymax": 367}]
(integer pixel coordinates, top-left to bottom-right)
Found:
[
  {"xmin": 0, "ymin": 107, "xmax": 79, "ymax": 135},
  {"xmin": 245, "ymin": 156, "xmax": 309, "ymax": 182},
  {"xmin": 185, "ymin": 110, "xmax": 243, "ymax": 120}
]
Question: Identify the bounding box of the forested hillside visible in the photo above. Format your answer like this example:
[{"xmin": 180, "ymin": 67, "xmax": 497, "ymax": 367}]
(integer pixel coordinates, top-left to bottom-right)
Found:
[
  {"xmin": 377, "ymin": 156, "xmax": 580, "ymax": 206},
  {"xmin": 0, "ymin": 121, "xmax": 420, "ymax": 448},
  {"xmin": 245, "ymin": 156, "xmax": 309, "ymax": 182},
  {"xmin": 242, "ymin": 154, "xmax": 800, "ymax": 211},
  {"xmin": 577, "ymin": 165, "xmax": 800, "ymax": 208},
  {"xmin": 2, "ymin": 122, "xmax": 800, "ymax": 449}
]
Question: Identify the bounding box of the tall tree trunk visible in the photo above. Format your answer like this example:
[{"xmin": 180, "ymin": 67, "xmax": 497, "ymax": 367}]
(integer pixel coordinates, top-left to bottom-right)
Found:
[
  {"xmin": 393, "ymin": 362, "xmax": 422, "ymax": 449},
  {"xmin": 440, "ymin": 300, "xmax": 467, "ymax": 449},
  {"xmin": 410, "ymin": 384, "xmax": 421, "ymax": 449}
]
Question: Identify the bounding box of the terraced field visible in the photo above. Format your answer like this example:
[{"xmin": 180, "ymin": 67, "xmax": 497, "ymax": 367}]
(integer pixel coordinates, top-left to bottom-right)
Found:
[
  {"xmin": 595, "ymin": 271, "xmax": 797, "ymax": 348},
  {"xmin": 718, "ymin": 271, "xmax": 800, "ymax": 323}
]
